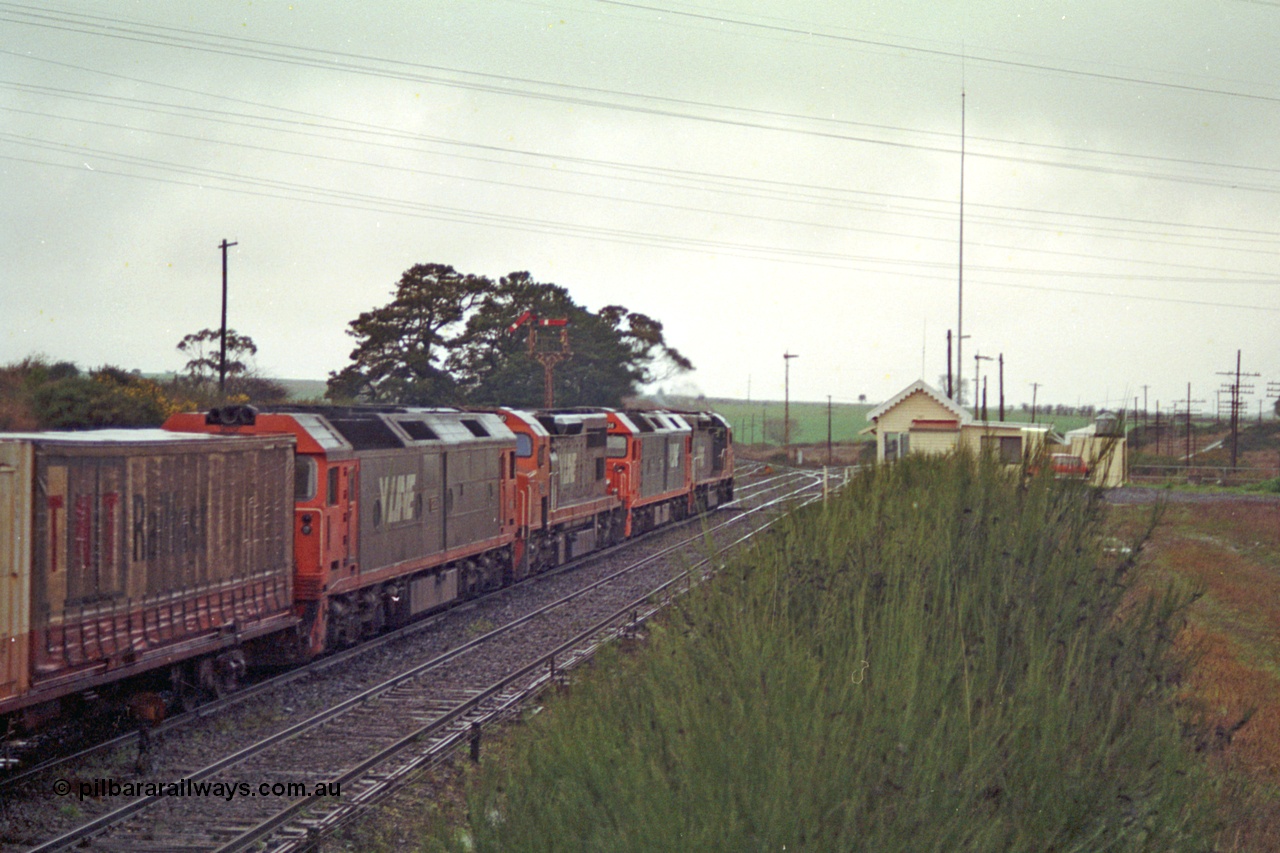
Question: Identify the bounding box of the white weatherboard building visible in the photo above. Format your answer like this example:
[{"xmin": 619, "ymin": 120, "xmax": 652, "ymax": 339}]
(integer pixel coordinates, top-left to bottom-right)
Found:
[{"xmin": 864, "ymin": 380, "xmax": 1127, "ymax": 487}]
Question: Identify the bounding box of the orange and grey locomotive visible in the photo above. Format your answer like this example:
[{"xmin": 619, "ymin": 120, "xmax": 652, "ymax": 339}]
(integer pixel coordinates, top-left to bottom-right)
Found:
[{"xmin": 1, "ymin": 403, "xmax": 731, "ymax": 733}]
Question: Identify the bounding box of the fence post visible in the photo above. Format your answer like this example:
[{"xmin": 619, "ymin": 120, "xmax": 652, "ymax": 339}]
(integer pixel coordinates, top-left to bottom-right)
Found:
[{"xmin": 470, "ymin": 721, "xmax": 481, "ymax": 763}]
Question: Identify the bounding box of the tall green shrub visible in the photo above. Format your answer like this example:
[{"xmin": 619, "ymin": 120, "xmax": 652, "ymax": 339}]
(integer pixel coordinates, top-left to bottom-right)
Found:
[{"xmin": 452, "ymin": 452, "xmax": 1213, "ymax": 852}]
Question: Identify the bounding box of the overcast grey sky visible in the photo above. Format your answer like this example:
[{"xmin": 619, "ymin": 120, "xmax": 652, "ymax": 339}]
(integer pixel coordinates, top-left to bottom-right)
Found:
[{"xmin": 3, "ymin": 1, "xmax": 1278, "ymax": 414}]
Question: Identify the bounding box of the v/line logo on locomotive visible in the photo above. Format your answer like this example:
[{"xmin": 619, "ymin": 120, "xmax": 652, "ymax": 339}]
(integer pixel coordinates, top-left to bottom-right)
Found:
[{"xmin": 376, "ymin": 473, "xmax": 417, "ymax": 526}]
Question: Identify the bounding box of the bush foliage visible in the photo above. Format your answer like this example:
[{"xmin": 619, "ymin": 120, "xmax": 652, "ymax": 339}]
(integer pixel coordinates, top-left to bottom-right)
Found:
[
  {"xmin": 450, "ymin": 453, "xmax": 1216, "ymax": 851},
  {"xmin": 0, "ymin": 356, "xmax": 288, "ymax": 431}
]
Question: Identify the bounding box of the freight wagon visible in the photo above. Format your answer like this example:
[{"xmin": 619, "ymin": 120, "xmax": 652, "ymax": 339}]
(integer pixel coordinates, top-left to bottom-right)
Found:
[{"xmin": 0, "ymin": 430, "xmax": 294, "ymax": 728}]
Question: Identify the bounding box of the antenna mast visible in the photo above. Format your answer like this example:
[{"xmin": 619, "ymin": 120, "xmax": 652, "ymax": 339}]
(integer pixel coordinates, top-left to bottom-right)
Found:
[{"xmin": 956, "ymin": 88, "xmax": 966, "ymax": 403}]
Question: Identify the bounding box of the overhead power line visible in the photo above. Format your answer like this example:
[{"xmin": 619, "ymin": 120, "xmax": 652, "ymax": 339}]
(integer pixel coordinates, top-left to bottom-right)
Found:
[
  {"xmin": 4, "ymin": 142, "xmax": 1278, "ymax": 314},
  {"xmin": 597, "ymin": 0, "xmax": 1280, "ymax": 104},
  {"xmin": 3, "ymin": 6, "xmax": 1280, "ymax": 194},
  {"xmin": 6, "ymin": 72, "xmax": 1280, "ymax": 254}
]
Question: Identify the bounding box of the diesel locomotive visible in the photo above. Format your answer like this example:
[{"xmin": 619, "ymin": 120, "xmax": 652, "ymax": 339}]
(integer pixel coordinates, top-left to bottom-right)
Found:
[{"xmin": 0, "ymin": 405, "xmax": 732, "ymax": 731}]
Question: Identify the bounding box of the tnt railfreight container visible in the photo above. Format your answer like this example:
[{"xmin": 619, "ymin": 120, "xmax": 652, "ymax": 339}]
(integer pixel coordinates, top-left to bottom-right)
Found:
[{"xmin": 0, "ymin": 430, "xmax": 294, "ymax": 726}]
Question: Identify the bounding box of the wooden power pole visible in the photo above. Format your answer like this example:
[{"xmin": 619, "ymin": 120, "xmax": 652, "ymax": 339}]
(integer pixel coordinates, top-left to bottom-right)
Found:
[
  {"xmin": 783, "ymin": 352, "xmax": 798, "ymax": 458},
  {"xmin": 218, "ymin": 238, "xmax": 238, "ymax": 394}
]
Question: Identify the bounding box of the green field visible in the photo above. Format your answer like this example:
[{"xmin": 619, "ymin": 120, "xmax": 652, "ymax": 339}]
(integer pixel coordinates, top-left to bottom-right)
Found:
[
  {"xmin": 699, "ymin": 397, "xmax": 1097, "ymax": 446},
  {"xmin": 278, "ymin": 378, "xmax": 329, "ymax": 400},
  {"xmin": 700, "ymin": 398, "xmax": 872, "ymax": 445}
]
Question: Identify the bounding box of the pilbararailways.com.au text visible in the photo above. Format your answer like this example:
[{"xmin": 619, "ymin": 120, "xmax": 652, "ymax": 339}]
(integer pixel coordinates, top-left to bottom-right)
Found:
[{"xmin": 53, "ymin": 777, "xmax": 341, "ymax": 801}]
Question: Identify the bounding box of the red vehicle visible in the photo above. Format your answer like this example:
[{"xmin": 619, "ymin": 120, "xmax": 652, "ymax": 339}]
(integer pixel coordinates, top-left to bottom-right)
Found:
[
  {"xmin": 596, "ymin": 409, "xmax": 693, "ymax": 536},
  {"xmin": 165, "ymin": 406, "xmax": 518, "ymax": 658},
  {"xmin": 670, "ymin": 410, "xmax": 734, "ymax": 512},
  {"xmin": 1050, "ymin": 453, "xmax": 1089, "ymax": 479}
]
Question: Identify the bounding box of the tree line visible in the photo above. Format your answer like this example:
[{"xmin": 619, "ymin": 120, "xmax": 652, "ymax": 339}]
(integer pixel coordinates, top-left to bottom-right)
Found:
[
  {"xmin": 326, "ymin": 264, "xmax": 690, "ymax": 408},
  {"xmin": 1, "ymin": 262, "xmax": 689, "ymax": 429}
]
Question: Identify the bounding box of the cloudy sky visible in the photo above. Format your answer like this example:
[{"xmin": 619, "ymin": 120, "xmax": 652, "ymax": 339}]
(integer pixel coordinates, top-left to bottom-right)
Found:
[{"xmin": 3, "ymin": 1, "xmax": 1278, "ymax": 415}]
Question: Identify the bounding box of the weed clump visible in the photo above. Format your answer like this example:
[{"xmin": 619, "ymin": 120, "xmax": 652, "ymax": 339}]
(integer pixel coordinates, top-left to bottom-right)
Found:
[{"xmin": 448, "ymin": 452, "xmax": 1215, "ymax": 851}]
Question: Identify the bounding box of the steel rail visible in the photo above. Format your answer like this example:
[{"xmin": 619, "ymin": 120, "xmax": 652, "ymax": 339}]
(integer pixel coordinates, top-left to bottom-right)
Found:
[
  {"xmin": 214, "ymin": 477, "xmax": 825, "ymax": 852},
  {"xmin": 0, "ymin": 470, "xmax": 795, "ymax": 792},
  {"xmin": 24, "ymin": 475, "xmax": 815, "ymax": 853}
]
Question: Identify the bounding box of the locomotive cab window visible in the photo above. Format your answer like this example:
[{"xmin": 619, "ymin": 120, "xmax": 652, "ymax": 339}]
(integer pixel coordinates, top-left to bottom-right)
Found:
[
  {"xmin": 295, "ymin": 456, "xmax": 317, "ymax": 502},
  {"xmin": 607, "ymin": 435, "xmax": 628, "ymax": 458},
  {"xmin": 516, "ymin": 434, "xmax": 533, "ymax": 458},
  {"xmin": 327, "ymin": 466, "xmax": 340, "ymax": 505}
]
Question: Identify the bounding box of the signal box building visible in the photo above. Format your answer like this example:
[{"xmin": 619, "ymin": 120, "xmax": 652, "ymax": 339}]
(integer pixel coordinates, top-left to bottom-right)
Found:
[
  {"xmin": 864, "ymin": 379, "xmax": 1126, "ymax": 486},
  {"xmin": 864, "ymin": 379, "xmax": 1046, "ymax": 463}
]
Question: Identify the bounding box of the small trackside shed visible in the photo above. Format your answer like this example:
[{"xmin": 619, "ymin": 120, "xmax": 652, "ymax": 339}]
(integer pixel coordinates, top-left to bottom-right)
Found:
[
  {"xmin": 864, "ymin": 380, "xmax": 973, "ymax": 462},
  {"xmin": 1063, "ymin": 421, "xmax": 1129, "ymax": 488},
  {"xmin": 865, "ymin": 379, "xmax": 1052, "ymax": 466}
]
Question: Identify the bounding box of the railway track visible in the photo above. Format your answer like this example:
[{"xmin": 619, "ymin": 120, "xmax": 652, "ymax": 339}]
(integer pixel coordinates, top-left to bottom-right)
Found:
[
  {"xmin": 0, "ymin": 463, "xmax": 777, "ymax": 788},
  {"xmin": 3, "ymin": 468, "xmax": 820, "ymax": 852}
]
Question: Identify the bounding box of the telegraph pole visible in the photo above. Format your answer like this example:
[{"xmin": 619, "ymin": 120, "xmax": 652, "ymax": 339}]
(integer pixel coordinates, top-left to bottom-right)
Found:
[
  {"xmin": 946, "ymin": 330, "xmax": 953, "ymax": 398},
  {"xmin": 956, "ymin": 91, "xmax": 966, "ymax": 404},
  {"xmin": 998, "ymin": 353, "xmax": 1005, "ymax": 421},
  {"xmin": 783, "ymin": 352, "xmax": 799, "ymax": 457},
  {"xmin": 973, "ymin": 352, "xmax": 992, "ymax": 420},
  {"xmin": 218, "ymin": 238, "xmax": 238, "ymax": 394},
  {"xmin": 1217, "ymin": 350, "xmax": 1258, "ymax": 469},
  {"xmin": 1176, "ymin": 384, "xmax": 1206, "ymax": 467},
  {"xmin": 1029, "ymin": 382, "xmax": 1041, "ymax": 424},
  {"xmin": 1186, "ymin": 383, "xmax": 1194, "ymax": 465},
  {"xmin": 826, "ymin": 395, "xmax": 833, "ymax": 464}
]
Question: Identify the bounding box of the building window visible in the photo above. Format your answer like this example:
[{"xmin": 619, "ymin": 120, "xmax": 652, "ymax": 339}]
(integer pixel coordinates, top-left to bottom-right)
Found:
[{"xmin": 980, "ymin": 435, "xmax": 1023, "ymax": 464}]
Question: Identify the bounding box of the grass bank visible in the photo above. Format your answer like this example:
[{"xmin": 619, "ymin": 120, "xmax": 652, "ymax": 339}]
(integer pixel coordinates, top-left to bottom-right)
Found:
[
  {"xmin": 1109, "ymin": 497, "xmax": 1280, "ymax": 850},
  {"xmin": 427, "ymin": 452, "xmax": 1215, "ymax": 851}
]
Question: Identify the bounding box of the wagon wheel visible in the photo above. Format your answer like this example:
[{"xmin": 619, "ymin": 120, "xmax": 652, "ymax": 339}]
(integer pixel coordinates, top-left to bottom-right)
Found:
[
  {"xmin": 198, "ymin": 652, "xmax": 245, "ymax": 699},
  {"xmin": 170, "ymin": 666, "xmax": 202, "ymax": 713}
]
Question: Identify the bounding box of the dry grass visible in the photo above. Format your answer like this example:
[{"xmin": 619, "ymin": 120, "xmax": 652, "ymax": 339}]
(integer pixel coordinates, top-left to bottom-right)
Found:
[{"xmin": 1113, "ymin": 499, "xmax": 1280, "ymax": 850}]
